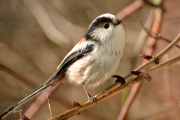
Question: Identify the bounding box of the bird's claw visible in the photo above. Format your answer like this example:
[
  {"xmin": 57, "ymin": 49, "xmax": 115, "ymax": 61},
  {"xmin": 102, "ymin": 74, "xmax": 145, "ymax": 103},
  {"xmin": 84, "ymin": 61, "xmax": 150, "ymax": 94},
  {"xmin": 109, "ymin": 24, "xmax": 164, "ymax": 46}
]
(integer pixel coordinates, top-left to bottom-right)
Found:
[{"xmin": 88, "ymin": 96, "xmax": 97, "ymax": 103}]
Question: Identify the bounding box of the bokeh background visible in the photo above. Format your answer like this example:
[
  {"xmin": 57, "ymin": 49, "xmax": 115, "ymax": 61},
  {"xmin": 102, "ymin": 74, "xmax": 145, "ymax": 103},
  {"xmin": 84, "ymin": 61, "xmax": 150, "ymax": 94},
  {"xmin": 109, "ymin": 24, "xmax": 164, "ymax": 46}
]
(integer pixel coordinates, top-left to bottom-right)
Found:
[{"xmin": 0, "ymin": 0, "xmax": 180, "ymax": 120}]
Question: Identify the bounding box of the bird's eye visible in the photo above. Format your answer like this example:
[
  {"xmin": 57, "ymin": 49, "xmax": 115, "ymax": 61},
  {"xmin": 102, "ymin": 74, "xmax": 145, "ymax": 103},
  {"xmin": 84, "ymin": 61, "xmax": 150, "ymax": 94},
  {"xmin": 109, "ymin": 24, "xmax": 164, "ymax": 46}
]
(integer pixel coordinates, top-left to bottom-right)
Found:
[{"xmin": 103, "ymin": 23, "xmax": 109, "ymax": 29}]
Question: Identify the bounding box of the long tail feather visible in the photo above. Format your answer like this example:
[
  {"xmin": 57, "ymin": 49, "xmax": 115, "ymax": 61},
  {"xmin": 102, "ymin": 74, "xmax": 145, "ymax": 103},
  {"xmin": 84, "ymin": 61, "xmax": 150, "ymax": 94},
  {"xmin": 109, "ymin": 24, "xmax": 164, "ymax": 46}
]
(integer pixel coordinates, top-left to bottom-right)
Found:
[{"xmin": 0, "ymin": 83, "xmax": 51, "ymax": 119}]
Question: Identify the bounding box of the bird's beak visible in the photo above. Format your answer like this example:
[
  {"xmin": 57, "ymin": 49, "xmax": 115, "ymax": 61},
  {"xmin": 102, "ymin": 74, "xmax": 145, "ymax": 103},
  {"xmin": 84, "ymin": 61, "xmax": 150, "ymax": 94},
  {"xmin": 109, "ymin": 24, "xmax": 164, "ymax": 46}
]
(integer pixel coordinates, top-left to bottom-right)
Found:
[{"xmin": 116, "ymin": 19, "xmax": 121, "ymax": 25}]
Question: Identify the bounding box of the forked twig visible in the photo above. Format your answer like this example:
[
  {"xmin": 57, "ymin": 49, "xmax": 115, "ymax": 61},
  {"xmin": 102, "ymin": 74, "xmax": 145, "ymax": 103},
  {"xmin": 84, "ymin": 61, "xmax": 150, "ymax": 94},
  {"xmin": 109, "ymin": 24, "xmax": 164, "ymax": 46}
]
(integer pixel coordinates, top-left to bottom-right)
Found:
[
  {"xmin": 118, "ymin": 7, "xmax": 163, "ymax": 119},
  {"xmin": 49, "ymin": 53, "xmax": 180, "ymax": 120},
  {"xmin": 16, "ymin": 1, "xmax": 147, "ymax": 119},
  {"xmin": 49, "ymin": 33, "xmax": 180, "ymax": 119},
  {"xmin": 141, "ymin": 22, "xmax": 180, "ymax": 49}
]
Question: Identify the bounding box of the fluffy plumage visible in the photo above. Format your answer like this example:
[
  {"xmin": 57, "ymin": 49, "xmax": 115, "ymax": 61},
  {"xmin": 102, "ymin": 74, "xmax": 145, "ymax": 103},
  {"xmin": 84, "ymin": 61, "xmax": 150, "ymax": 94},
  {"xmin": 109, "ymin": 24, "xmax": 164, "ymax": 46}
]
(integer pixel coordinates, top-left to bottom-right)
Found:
[
  {"xmin": 57, "ymin": 13, "xmax": 125, "ymax": 88},
  {"xmin": 0, "ymin": 13, "xmax": 125, "ymax": 119}
]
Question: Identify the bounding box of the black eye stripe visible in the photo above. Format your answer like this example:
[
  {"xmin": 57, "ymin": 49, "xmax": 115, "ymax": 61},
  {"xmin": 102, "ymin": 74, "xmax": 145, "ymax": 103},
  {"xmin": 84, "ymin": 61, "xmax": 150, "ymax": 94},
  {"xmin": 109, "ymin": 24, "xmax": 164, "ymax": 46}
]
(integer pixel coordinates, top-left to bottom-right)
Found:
[
  {"xmin": 86, "ymin": 17, "xmax": 111, "ymax": 32},
  {"xmin": 95, "ymin": 17, "xmax": 112, "ymax": 25},
  {"xmin": 89, "ymin": 17, "xmax": 112, "ymax": 28},
  {"xmin": 84, "ymin": 15, "xmax": 120, "ymax": 40}
]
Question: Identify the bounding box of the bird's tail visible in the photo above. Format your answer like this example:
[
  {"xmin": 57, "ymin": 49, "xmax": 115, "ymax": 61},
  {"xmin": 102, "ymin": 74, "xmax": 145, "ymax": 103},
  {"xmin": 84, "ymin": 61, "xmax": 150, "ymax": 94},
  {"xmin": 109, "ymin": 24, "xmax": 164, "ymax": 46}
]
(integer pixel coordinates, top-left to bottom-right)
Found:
[
  {"xmin": 0, "ymin": 83, "xmax": 51, "ymax": 119},
  {"xmin": 0, "ymin": 66, "xmax": 64, "ymax": 119}
]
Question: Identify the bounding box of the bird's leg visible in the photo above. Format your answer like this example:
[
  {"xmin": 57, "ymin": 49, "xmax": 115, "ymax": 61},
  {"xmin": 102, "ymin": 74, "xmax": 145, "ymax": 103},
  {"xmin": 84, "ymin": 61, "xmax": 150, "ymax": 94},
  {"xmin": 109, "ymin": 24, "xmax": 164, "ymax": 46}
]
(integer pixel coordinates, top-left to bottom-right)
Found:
[
  {"xmin": 83, "ymin": 84, "xmax": 97, "ymax": 102},
  {"xmin": 113, "ymin": 75, "xmax": 126, "ymax": 85}
]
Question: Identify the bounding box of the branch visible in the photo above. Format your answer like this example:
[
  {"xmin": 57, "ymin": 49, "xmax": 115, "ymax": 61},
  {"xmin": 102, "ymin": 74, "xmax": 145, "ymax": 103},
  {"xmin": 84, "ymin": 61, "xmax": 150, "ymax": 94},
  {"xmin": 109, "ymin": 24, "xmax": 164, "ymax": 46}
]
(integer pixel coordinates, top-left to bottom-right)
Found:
[
  {"xmin": 95, "ymin": 32, "xmax": 180, "ymax": 98},
  {"xmin": 19, "ymin": 81, "xmax": 62, "ymax": 120},
  {"xmin": 132, "ymin": 10, "xmax": 154, "ymax": 59},
  {"xmin": 162, "ymin": 55, "xmax": 180, "ymax": 119},
  {"xmin": 47, "ymin": 33, "xmax": 180, "ymax": 119},
  {"xmin": 19, "ymin": 1, "xmax": 147, "ymax": 119},
  {"xmin": 141, "ymin": 22, "xmax": 180, "ymax": 49},
  {"xmin": 118, "ymin": 6, "xmax": 162, "ymax": 119},
  {"xmin": 47, "ymin": 26, "xmax": 180, "ymax": 119},
  {"xmin": 48, "ymin": 54, "xmax": 180, "ymax": 120},
  {"xmin": 116, "ymin": 0, "xmax": 145, "ymax": 20}
]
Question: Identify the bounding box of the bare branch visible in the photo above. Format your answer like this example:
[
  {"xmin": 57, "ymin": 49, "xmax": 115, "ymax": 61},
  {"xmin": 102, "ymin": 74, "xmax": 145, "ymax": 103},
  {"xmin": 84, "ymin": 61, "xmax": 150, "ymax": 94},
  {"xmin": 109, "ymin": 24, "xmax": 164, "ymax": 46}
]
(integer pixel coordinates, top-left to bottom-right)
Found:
[
  {"xmin": 118, "ymin": 9, "xmax": 156, "ymax": 119},
  {"xmin": 116, "ymin": 0, "xmax": 145, "ymax": 20},
  {"xmin": 21, "ymin": 81, "xmax": 62, "ymax": 120},
  {"xmin": 48, "ymin": 54, "xmax": 180, "ymax": 120},
  {"xmin": 141, "ymin": 22, "xmax": 180, "ymax": 49},
  {"xmin": 96, "ymin": 33, "xmax": 180, "ymax": 99}
]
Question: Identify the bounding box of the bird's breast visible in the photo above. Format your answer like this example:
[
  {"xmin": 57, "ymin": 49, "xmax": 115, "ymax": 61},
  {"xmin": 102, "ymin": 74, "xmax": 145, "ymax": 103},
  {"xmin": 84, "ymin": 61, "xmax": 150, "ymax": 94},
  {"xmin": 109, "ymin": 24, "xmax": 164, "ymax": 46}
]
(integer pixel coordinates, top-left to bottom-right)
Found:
[{"xmin": 65, "ymin": 44, "xmax": 122, "ymax": 88}]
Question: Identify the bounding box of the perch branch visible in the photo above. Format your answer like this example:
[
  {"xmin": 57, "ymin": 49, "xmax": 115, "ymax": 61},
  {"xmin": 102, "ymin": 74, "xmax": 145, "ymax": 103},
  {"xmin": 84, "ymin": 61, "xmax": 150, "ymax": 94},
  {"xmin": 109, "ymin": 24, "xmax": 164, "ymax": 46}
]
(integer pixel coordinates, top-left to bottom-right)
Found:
[
  {"xmin": 118, "ymin": 6, "xmax": 162, "ymax": 119},
  {"xmin": 18, "ymin": 1, "xmax": 147, "ymax": 119},
  {"xmin": 49, "ymin": 54, "xmax": 180, "ymax": 120},
  {"xmin": 95, "ymin": 32, "xmax": 180, "ymax": 98}
]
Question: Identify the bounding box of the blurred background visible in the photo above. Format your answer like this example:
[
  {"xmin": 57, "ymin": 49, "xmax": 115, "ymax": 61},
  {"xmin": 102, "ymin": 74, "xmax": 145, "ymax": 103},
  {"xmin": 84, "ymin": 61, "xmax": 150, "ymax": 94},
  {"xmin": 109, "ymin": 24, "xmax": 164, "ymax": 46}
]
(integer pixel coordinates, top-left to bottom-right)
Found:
[{"xmin": 0, "ymin": 0, "xmax": 180, "ymax": 120}]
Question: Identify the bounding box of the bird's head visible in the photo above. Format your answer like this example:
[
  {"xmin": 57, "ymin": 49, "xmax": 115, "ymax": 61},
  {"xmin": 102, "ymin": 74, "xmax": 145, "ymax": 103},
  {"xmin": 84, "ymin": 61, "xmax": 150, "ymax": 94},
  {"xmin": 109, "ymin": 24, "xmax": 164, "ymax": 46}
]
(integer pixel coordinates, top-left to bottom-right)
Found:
[{"xmin": 84, "ymin": 13, "xmax": 125, "ymax": 43}]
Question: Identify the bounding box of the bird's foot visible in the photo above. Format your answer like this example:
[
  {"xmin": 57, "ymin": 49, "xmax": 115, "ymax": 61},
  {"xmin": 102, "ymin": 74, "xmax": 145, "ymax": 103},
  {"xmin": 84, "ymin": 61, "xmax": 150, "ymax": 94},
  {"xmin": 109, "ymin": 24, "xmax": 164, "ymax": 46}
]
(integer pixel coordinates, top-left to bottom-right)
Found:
[{"xmin": 87, "ymin": 94, "xmax": 97, "ymax": 103}]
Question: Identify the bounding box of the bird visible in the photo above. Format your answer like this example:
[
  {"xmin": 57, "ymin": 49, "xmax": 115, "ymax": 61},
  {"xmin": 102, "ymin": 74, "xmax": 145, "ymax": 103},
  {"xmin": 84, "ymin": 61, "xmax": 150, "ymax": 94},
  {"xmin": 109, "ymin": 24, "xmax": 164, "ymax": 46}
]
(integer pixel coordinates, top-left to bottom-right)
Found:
[{"xmin": 0, "ymin": 13, "xmax": 125, "ymax": 119}]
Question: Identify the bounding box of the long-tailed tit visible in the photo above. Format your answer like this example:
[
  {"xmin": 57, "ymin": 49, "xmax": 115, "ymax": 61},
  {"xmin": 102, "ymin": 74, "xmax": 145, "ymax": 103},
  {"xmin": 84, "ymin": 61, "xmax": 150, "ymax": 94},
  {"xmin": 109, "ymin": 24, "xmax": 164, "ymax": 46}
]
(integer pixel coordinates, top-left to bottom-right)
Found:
[{"xmin": 0, "ymin": 13, "xmax": 125, "ymax": 119}]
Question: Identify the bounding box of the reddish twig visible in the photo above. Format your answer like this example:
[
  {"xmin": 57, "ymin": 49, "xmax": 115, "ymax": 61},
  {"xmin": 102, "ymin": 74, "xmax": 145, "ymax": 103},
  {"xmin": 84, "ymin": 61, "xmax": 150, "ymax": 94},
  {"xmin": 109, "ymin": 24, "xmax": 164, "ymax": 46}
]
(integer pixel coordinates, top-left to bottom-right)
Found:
[
  {"xmin": 141, "ymin": 22, "xmax": 180, "ymax": 49},
  {"xmin": 19, "ymin": 80, "xmax": 62, "ymax": 120},
  {"xmin": 116, "ymin": 0, "xmax": 145, "ymax": 20},
  {"xmin": 117, "ymin": 8, "xmax": 163, "ymax": 120},
  {"xmin": 48, "ymin": 54, "xmax": 180, "ymax": 120},
  {"xmin": 20, "ymin": 1, "xmax": 146, "ymax": 119},
  {"xmin": 48, "ymin": 96, "xmax": 53, "ymax": 118}
]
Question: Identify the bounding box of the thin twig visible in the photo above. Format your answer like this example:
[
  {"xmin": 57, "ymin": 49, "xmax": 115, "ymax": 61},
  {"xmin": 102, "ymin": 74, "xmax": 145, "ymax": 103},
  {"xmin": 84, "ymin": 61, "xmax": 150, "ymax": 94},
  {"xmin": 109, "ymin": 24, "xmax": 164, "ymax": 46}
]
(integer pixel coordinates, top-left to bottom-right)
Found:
[
  {"xmin": 116, "ymin": 0, "xmax": 145, "ymax": 20},
  {"xmin": 162, "ymin": 55, "xmax": 180, "ymax": 119},
  {"xmin": 141, "ymin": 22, "xmax": 180, "ymax": 49},
  {"xmin": 20, "ymin": 81, "xmax": 62, "ymax": 120},
  {"xmin": 48, "ymin": 54, "xmax": 180, "ymax": 120},
  {"xmin": 118, "ymin": 9, "xmax": 155, "ymax": 120},
  {"xmin": 17, "ymin": 1, "xmax": 147, "ymax": 119},
  {"xmin": 119, "ymin": 6, "xmax": 163, "ymax": 119},
  {"xmin": 48, "ymin": 32, "xmax": 180, "ymax": 119},
  {"xmin": 132, "ymin": 10, "xmax": 154, "ymax": 59},
  {"xmin": 95, "ymin": 33, "xmax": 180, "ymax": 98},
  {"xmin": 48, "ymin": 96, "xmax": 53, "ymax": 118}
]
